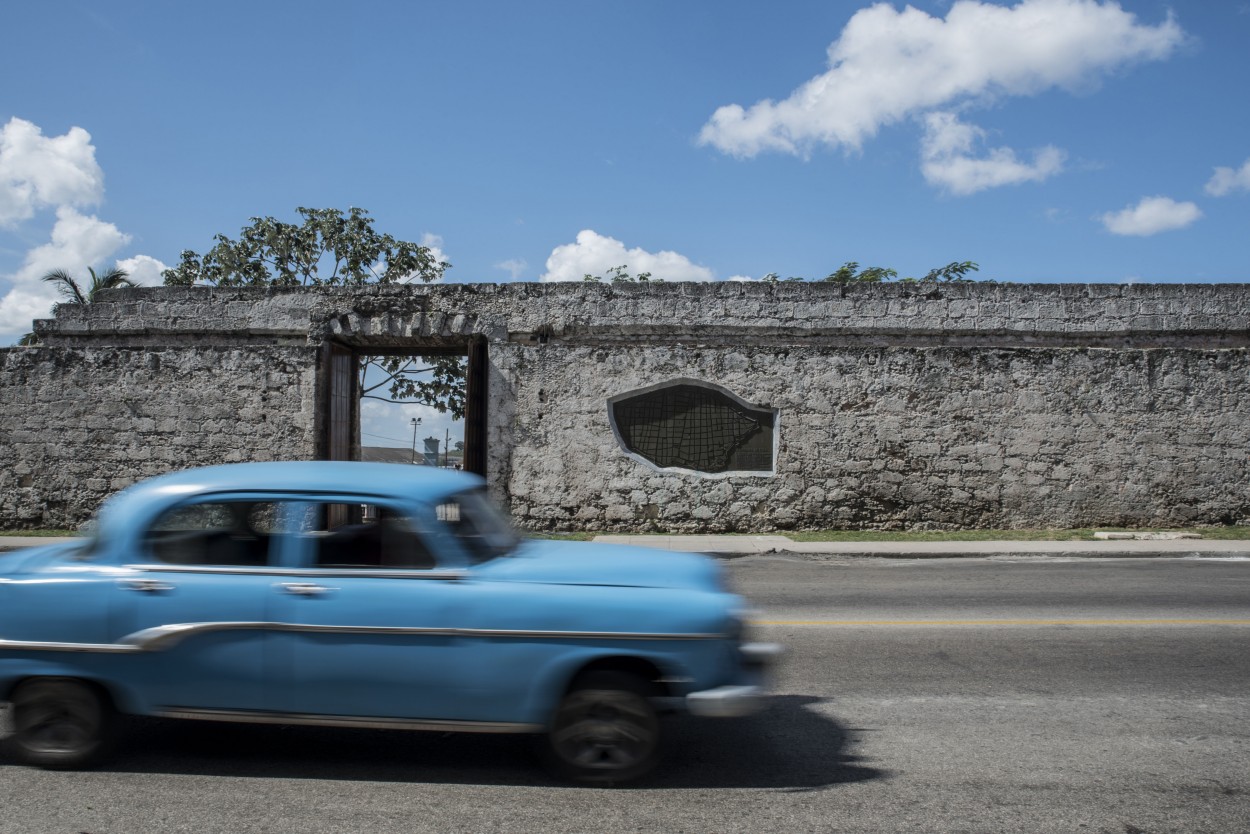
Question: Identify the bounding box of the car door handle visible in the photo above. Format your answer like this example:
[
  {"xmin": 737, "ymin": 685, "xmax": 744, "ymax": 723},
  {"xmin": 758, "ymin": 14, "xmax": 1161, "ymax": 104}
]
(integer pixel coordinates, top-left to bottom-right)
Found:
[
  {"xmin": 120, "ymin": 578, "xmax": 175, "ymax": 593},
  {"xmin": 278, "ymin": 582, "xmax": 335, "ymax": 596}
]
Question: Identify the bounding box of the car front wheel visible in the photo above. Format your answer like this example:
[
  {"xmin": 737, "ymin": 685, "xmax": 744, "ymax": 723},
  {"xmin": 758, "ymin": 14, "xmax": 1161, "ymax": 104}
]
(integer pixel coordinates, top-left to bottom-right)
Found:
[
  {"xmin": 546, "ymin": 671, "xmax": 660, "ymax": 784},
  {"xmin": 2, "ymin": 678, "xmax": 114, "ymax": 769}
]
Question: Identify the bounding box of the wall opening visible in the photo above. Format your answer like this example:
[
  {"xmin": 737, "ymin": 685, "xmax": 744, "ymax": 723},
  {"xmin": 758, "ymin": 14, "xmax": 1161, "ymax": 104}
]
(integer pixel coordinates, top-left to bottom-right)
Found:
[
  {"xmin": 321, "ymin": 341, "xmax": 487, "ymax": 477},
  {"xmin": 608, "ymin": 379, "xmax": 777, "ymax": 476}
]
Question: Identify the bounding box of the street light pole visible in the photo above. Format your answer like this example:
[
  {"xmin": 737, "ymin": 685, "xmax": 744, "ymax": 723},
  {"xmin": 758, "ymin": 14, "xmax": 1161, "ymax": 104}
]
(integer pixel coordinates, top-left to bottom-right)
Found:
[{"xmin": 410, "ymin": 417, "xmax": 421, "ymax": 464}]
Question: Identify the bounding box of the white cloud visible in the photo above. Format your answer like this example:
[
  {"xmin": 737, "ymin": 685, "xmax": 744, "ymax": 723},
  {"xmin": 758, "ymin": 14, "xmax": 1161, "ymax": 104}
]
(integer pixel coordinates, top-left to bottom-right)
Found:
[
  {"xmin": 539, "ymin": 230, "xmax": 715, "ymax": 283},
  {"xmin": 921, "ymin": 111, "xmax": 1065, "ymax": 194},
  {"xmin": 116, "ymin": 254, "xmax": 169, "ymax": 287},
  {"xmin": 23, "ymin": 208, "xmax": 132, "ymax": 279},
  {"xmin": 1205, "ymin": 158, "xmax": 1250, "ymax": 196},
  {"xmin": 420, "ymin": 232, "xmax": 447, "ymax": 261},
  {"xmin": 1099, "ymin": 196, "xmax": 1202, "ymax": 236},
  {"xmin": 418, "ymin": 232, "xmax": 448, "ymax": 282},
  {"xmin": 495, "ymin": 258, "xmax": 528, "ymax": 280},
  {"xmin": 388, "ymin": 232, "xmax": 450, "ymax": 284},
  {"xmin": 0, "ymin": 207, "xmax": 130, "ymax": 330},
  {"xmin": 0, "ymin": 118, "xmax": 164, "ymax": 343},
  {"xmin": 359, "ymin": 363, "xmax": 464, "ymax": 458},
  {"xmin": 699, "ymin": 0, "xmax": 1184, "ymax": 158},
  {"xmin": 0, "ymin": 207, "xmax": 133, "ymax": 339},
  {"xmin": 0, "ymin": 288, "xmax": 57, "ymax": 339},
  {"xmin": 0, "ymin": 118, "xmax": 104, "ymax": 227},
  {"xmin": 1, "ymin": 120, "xmax": 170, "ymax": 342}
]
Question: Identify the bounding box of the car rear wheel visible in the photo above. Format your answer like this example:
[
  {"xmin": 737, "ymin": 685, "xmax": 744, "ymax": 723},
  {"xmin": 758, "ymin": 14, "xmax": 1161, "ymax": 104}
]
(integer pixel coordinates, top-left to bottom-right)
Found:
[
  {"xmin": 2, "ymin": 678, "xmax": 114, "ymax": 769},
  {"xmin": 546, "ymin": 671, "xmax": 660, "ymax": 784}
]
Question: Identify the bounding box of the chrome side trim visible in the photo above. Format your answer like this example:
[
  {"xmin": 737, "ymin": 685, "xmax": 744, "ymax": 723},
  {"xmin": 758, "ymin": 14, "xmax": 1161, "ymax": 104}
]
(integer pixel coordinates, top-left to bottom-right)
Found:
[
  {"xmin": 460, "ymin": 627, "xmax": 721, "ymax": 641},
  {"xmin": 154, "ymin": 708, "xmax": 542, "ymax": 734},
  {"xmin": 0, "ymin": 638, "xmax": 141, "ymax": 654},
  {"xmin": 120, "ymin": 578, "xmax": 176, "ymax": 593},
  {"xmin": 122, "ymin": 621, "xmax": 460, "ymax": 650},
  {"xmin": 121, "ymin": 621, "xmax": 723, "ymax": 651},
  {"xmin": 4, "ymin": 623, "xmax": 722, "ymax": 654},
  {"xmin": 125, "ymin": 564, "xmax": 468, "ymax": 580}
]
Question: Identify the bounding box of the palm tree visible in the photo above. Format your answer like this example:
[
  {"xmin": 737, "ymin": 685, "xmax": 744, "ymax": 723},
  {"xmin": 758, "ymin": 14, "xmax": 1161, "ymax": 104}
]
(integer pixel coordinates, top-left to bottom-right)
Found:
[
  {"xmin": 18, "ymin": 266, "xmax": 135, "ymax": 346},
  {"xmin": 42, "ymin": 265, "xmax": 135, "ymax": 304}
]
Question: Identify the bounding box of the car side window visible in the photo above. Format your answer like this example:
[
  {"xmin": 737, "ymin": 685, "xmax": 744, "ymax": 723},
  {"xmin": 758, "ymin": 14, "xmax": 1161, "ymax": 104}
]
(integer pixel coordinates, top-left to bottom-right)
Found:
[
  {"xmin": 144, "ymin": 501, "xmax": 282, "ymax": 567},
  {"xmin": 305, "ymin": 503, "xmax": 437, "ymax": 571},
  {"xmin": 436, "ymin": 489, "xmax": 520, "ymax": 564}
]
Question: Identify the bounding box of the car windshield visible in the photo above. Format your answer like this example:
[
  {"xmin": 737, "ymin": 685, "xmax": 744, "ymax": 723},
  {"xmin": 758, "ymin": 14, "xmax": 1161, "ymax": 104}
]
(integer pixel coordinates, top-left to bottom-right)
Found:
[{"xmin": 435, "ymin": 488, "xmax": 520, "ymax": 564}]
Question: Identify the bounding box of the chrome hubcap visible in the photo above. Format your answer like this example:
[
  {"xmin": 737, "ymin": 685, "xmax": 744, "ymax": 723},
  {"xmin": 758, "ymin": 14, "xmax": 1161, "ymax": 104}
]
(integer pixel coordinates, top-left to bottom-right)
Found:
[
  {"xmin": 14, "ymin": 684, "xmax": 101, "ymax": 755},
  {"xmin": 553, "ymin": 689, "xmax": 656, "ymax": 772}
]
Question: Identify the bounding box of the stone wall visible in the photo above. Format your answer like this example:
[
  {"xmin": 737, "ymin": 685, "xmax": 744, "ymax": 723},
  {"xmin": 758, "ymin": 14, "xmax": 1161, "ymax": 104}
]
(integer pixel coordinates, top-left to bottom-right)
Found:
[
  {"xmin": 31, "ymin": 281, "xmax": 1250, "ymax": 346},
  {"xmin": 496, "ymin": 342, "xmax": 1249, "ymax": 531},
  {"xmin": 1, "ymin": 281, "xmax": 1247, "ymax": 531},
  {"xmin": 0, "ymin": 344, "xmax": 318, "ymax": 528}
]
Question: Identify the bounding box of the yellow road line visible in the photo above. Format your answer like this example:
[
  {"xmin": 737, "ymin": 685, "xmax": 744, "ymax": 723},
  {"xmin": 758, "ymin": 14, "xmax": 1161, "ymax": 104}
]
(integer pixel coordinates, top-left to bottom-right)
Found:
[{"xmin": 755, "ymin": 618, "xmax": 1250, "ymax": 627}]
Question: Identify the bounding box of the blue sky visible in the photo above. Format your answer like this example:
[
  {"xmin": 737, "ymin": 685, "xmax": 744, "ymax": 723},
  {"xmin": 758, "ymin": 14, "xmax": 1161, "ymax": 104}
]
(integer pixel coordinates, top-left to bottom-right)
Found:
[{"xmin": 3, "ymin": 0, "xmax": 1249, "ymax": 354}]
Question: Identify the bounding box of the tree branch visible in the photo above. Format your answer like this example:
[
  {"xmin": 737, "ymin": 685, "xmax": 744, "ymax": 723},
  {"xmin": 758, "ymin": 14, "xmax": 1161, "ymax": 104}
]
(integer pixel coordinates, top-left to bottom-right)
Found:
[{"xmin": 361, "ymin": 394, "xmax": 441, "ymax": 404}]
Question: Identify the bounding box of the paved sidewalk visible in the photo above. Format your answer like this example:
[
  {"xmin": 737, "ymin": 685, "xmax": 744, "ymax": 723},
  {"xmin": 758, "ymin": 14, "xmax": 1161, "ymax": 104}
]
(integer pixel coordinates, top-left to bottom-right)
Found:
[
  {"xmin": 4, "ymin": 534, "xmax": 1250, "ymax": 559},
  {"xmin": 592, "ymin": 534, "xmax": 1250, "ymax": 558}
]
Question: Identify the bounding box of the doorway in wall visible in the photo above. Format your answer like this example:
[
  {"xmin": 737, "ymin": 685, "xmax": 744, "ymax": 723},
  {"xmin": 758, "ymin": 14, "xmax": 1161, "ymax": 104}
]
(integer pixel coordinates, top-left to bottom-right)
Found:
[{"xmin": 321, "ymin": 340, "xmax": 487, "ymax": 477}]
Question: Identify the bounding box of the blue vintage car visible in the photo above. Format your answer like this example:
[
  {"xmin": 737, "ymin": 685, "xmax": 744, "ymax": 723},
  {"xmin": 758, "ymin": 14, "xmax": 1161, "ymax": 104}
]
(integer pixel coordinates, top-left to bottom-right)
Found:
[{"xmin": 0, "ymin": 462, "xmax": 777, "ymax": 782}]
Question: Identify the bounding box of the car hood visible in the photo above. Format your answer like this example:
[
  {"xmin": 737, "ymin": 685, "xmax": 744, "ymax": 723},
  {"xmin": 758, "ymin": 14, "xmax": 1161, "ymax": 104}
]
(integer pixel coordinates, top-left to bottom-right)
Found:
[{"xmin": 477, "ymin": 540, "xmax": 724, "ymax": 591}]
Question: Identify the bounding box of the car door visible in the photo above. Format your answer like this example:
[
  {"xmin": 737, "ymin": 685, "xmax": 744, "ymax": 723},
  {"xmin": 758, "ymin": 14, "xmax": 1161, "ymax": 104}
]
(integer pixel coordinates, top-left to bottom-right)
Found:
[
  {"xmin": 110, "ymin": 498, "xmax": 289, "ymax": 713},
  {"xmin": 271, "ymin": 500, "xmax": 471, "ymax": 722}
]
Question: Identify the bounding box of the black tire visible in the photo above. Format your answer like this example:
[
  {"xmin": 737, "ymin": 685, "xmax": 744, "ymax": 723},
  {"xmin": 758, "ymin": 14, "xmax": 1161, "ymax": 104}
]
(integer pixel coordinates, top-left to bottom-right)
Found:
[
  {"xmin": 1, "ymin": 678, "xmax": 114, "ymax": 769},
  {"xmin": 545, "ymin": 671, "xmax": 660, "ymax": 785}
]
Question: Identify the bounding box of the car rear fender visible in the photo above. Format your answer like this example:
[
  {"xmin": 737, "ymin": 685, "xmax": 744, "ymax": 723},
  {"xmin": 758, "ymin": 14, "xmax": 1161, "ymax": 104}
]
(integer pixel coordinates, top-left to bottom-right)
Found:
[{"xmin": 0, "ymin": 662, "xmax": 138, "ymax": 715}]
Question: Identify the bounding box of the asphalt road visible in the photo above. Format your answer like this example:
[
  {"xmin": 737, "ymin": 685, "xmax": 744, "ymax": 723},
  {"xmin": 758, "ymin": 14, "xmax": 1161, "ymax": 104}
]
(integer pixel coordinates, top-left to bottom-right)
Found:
[{"xmin": 2, "ymin": 555, "xmax": 1248, "ymax": 834}]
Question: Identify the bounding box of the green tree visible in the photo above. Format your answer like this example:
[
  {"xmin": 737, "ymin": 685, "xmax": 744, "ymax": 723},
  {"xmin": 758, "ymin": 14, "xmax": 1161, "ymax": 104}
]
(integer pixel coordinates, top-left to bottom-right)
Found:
[
  {"xmin": 582, "ymin": 265, "xmax": 653, "ymax": 283},
  {"xmin": 162, "ymin": 206, "xmax": 447, "ymax": 287},
  {"xmin": 19, "ymin": 265, "xmax": 136, "ymax": 345},
  {"xmin": 163, "ymin": 207, "xmax": 465, "ymax": 417},
  {"xmin": 821, "ymin": 262, "xmax": 899, "ymax": 284},
  {"xmin": 43, "ymin": 265, "xmax": 136, "ymax": 303},
  {"xmin": 912, "ymin": 260, "xmax": 981, "ymax": 283},
  {"xmin": 762, "ymin": 260, "xmax": 984, "ymax": 284},
  {"xmin": 582, "ymin": 261, "xmax": 984, "ymax": 285},
  {"xmin": 358, "ymin": 354, "xmax": 466, "ymax": 418}
]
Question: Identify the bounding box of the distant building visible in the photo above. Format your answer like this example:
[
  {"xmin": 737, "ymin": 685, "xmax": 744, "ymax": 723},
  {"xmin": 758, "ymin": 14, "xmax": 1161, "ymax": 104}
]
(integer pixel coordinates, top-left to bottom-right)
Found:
[{"xmin": 360, "ymin": 446, "xmax": 417, "ymax": 465}]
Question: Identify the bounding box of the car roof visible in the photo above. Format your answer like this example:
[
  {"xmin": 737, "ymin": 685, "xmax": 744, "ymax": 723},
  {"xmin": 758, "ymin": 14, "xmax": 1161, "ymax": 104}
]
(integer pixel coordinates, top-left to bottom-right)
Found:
[{"xmin": 97, "ymin": 461, "xmax": 483, "ymax": 538}]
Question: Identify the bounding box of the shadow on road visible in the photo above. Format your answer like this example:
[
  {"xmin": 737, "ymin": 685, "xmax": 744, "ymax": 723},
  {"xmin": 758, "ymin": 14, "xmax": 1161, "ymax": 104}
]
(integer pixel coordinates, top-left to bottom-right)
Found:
[
  {"xmin": 654, "ymin": 694, "xmax": 887, "ymax": 790},
  {"xmin": 72, "ymin": 694, "xmax": 884, "ymax": 790}
]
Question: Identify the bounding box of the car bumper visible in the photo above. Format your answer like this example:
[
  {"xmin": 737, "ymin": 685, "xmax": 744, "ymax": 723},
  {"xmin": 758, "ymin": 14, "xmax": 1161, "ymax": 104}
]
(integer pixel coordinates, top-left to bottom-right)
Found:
[{"xmin": 685, "ymin": 642, "xmax": 784, "ymax": 718}]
